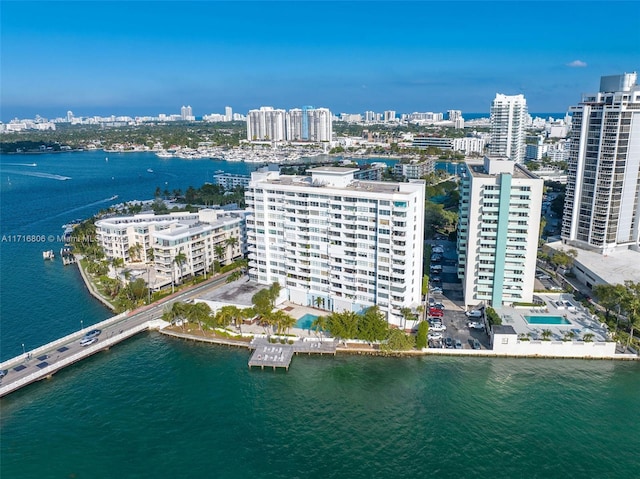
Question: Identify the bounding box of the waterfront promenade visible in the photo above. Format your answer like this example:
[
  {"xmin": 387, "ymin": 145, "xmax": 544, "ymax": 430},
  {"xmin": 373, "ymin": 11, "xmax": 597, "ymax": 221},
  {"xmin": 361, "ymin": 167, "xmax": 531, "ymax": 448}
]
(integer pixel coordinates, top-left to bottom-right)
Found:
[{"xmin": 0, "ymin": 273, "xmax": 233, "ymax": 398}]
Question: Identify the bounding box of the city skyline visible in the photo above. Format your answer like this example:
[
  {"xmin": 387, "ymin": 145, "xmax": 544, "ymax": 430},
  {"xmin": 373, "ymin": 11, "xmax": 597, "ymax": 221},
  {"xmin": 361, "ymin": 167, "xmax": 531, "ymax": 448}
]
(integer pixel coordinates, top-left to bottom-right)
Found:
[{"xmin": 1, "ymin": 1, "xmax": 638, "ymax": 121}]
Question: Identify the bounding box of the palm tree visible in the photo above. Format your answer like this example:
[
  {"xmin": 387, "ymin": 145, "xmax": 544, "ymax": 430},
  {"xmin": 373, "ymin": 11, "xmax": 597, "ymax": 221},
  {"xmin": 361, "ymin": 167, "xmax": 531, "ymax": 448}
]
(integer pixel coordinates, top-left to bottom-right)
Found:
[
  {"xmin": 311, "ymin": 315, "xmax": 328, "ymax": 342},
  {"xmin": 128, "ymin": 243, "xmax": 143, "ymax": 262},
  {"xmin": 172, "ymin": 251, "xmax": 187, "ymax": 292},
  {"xmin": 270, "ymin": 310, "xmax": 295, "ymax": 335},
  {"xmin": 314, "ymin": 296, "xmax": 324, "ymax": 310},
  {"xmin": 162, "ymin": 302, "xmax": 188, "ymax": 331},
  {"xmin": 225, "ymin": 236, "xmax": 238, "ymax": 259},
  {"xmin": 541, "ymin": 329, "xmax": 552, "ymax": 341},
  {"xmin": 214, "ymin": 244, "xmax": 226, "ymax": 265},
  {"xmin": 186, "ymin": 302, "xmax": 212, "ymax": 334},
  {"xmin": 582, "ymin": 333, "xmax": 595, "ymax": 342},
  {"xmin": 622, "ymin": 281, "xmax": 640, "ymax": 350},
  {"xmin": 215, "ymin": 305, "xmax": 237, "ymax": 329},
  {"xmin": 400, "ymin": 307, "xmax": 414, "ymax": 331}
]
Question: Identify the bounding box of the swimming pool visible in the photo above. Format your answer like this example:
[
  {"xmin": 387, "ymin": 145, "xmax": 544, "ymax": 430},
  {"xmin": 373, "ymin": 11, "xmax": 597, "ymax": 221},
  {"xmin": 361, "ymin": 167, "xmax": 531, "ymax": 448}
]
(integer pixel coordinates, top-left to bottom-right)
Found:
[
  {"xmin": 524, "ymin": 315, "xmax": 572, "ymax": 325},
  {"xmin": 295, "ymin": 313, "xmax": 319, "ymax": 329}
]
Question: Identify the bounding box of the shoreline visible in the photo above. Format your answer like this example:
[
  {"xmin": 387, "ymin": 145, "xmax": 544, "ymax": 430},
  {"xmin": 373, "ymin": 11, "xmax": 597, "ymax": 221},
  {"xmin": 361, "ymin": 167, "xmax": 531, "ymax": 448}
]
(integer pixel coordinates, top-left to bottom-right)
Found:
[
  {"xmin": 75, "ymin": 255, "xmax": 117, "ymax": 312},
  {"xmin": 159, "ymin": 328, "xmax": 638, "ymax": 361}
]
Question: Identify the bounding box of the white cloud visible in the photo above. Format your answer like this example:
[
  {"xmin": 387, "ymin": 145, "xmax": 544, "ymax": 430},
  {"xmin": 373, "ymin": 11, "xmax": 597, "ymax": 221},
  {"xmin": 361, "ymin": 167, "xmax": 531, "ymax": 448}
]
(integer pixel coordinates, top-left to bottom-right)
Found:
[{"xmin": 567, "ymin": 60, "xmax": 588, "ymax": 68}]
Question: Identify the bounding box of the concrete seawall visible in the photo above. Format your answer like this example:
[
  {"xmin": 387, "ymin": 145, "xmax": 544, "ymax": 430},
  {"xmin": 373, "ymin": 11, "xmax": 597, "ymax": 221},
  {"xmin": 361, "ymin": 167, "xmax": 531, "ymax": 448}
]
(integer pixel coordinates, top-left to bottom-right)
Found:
[{"xmin": 75, "ymin": 255, "xmax": 116, "ymax": 311}]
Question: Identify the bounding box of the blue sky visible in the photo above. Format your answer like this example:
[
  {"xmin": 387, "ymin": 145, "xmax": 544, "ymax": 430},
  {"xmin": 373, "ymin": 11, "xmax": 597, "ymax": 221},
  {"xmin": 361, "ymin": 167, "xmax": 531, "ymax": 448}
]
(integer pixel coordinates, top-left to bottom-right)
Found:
[{"xmin": 1, "ymin": 1, "xmax": 638, "ymax": 120}]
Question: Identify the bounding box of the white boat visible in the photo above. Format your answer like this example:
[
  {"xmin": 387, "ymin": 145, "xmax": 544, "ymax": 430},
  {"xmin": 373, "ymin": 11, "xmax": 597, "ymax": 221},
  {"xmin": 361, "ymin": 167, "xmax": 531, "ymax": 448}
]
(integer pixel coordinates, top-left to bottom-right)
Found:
[
  {"xmin": 43, "ymin": 250, "xmax": 55, "ymax": 260},
  {"xmin": 147, "ymin": 168, "xmax": 154, "ymax": 173}
]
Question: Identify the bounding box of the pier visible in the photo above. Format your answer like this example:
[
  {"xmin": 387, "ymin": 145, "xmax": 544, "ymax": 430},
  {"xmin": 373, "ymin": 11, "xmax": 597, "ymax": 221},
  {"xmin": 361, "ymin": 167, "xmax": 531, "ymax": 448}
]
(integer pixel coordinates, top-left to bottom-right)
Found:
[{"xmin": 248, "ymin": 338, "xmax": 337, "ymax": 371}]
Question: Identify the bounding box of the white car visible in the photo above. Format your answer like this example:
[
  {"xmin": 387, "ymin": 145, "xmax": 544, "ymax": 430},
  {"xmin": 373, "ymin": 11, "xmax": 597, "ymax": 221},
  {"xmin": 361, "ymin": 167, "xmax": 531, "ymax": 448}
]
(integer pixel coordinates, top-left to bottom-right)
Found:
[
  {"xmin": 428, "ymin": 332, "xmax": 443, "ymax": 340},
  {"xmin": 80, "ymin": 337, "xmax": 98, "ymax": 347},
  {"xmin": 467, "ymin": 321, "xmax": 484, "ymax": 330},
  {"xmin": 465, "ymin": 310, "xmax": 483, "ymax": 318},
  {"xmin": 430, "ymin": 287, "xmax": 443, "ymax": 294},
  {"xmin": 430, "ymin": 324, "xmax": 447, "ymax": 332}
]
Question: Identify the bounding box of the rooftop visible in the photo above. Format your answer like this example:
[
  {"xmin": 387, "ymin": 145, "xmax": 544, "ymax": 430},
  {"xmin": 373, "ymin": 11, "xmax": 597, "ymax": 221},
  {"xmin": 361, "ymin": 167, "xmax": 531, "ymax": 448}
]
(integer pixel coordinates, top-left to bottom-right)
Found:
[
  {"xmin": 546, "ymin": 241, "xmax": 640, "ymax": 286},
  {"xmin": 466, "ymin": 157, "xmax": 540, "ymax": 180}
]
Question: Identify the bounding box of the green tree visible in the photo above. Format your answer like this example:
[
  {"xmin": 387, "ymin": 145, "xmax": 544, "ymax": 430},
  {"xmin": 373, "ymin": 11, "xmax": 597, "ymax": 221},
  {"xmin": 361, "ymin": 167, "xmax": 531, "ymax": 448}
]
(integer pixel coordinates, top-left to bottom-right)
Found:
[
  {"xmin": 541, "ymin": 329, "xmax": 552, "ymax": 341},
  {"xmin": 415, "ymin": 321, "xmax": 429, "ymax": 349},
  {"xmin": 326, "ymin": 310, "xmax": 359, "ymax": 340},
  {"xmin": 311, "ymin": 315, "xmax": 328, "ymax": 342},
  {"xmin": 186, "ymin": 301, "xmax": 212, "ymax": 332},
  {"xmin": 357, "ymin": 306, "xmax": 389, "ymax": 342},
  {"xmin": 622, "ymin": 280, "xmax": 640, "ymax": 349},
  {"xmin": 215, "ymin": 305, "xmax": 237, "ymax": 328},
  {"xmin": 252, "ymin": 289, "xmax": 273, "ymax": 318},
  {"xmin": 399, "ymin": 307, "xmax": 415, "ymax": 331},
  {"xmin": 214, "ymin": 244, "xmax": 226, "ymax": 265},
  {"xmin": 382, "ymin": 329, "xmax": 415, "ymax": 352},
  {"xmin": 173, "ymin": 251, "xmax": 188, "ymax": 290}
]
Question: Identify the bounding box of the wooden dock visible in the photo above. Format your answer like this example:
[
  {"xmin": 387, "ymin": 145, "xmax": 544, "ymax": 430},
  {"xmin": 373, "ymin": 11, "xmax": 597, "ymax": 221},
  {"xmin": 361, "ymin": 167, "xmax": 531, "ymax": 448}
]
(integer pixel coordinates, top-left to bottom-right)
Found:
[
  {"xmin": 248, "ymin": 338, "xmax": 337, "ymax": 371},
  {"xmin": 248, "ymin": 344, "xmax": 294, "ymax": 370}
]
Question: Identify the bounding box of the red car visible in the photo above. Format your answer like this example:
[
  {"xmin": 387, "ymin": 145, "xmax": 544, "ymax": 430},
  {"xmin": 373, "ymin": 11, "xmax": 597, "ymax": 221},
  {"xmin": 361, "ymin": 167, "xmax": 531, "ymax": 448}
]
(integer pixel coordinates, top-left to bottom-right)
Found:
[{"xmin": 429, "ymin": 307, "xmax": 444, "ymax": 317}]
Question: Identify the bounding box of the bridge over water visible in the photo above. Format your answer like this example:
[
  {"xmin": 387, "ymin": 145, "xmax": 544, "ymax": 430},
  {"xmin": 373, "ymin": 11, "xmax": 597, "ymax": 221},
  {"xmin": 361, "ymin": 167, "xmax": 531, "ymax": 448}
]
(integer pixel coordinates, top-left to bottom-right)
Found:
[{"xmin": 0, "ymin": 274, "xmax": 232, "ymax": 398}]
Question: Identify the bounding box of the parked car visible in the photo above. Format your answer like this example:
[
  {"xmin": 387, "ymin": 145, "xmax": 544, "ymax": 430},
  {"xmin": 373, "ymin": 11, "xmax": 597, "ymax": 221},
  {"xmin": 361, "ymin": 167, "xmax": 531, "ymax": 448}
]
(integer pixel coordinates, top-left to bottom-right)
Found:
[
  {"xmin": 429, "ymin": 308, "xmax": 444, "ymax": 317},
  {"xmin": 430, "ymin": 323, "xmax": 447, "ymax": 332},
  {"xmin": 444, "ymin": 337, "xmax": 453, "ymax": 348},
  {"xmin": 428, "ymin": 332, "xmax": 443, "ymax": 341},
  {"xmin": 454, "ymin": 339, "xmax": 463, "ymax": 349},
  {"xmin": 430, "ymin": 286, "xmax": 443, "ymax": 294},
  {"xmin": 434, "ymin": 302, "xmax": 445, "ymax": 310},
  {"xmin": 472, "ymin": 339, "xmax": 481, "ymax": 350},
  {"xmin": 80, "ymin": 337, "xmax": 99, "ymax": 347},
  {"xmin": 428, "ymin": 297, "xmax": 436, "ymax": 307},
  {"xmin": 467, "ymin": 321, "xmax": 484, "ymax": 330},
  {"xmin": 83, "ymin": 329, "xmax": 102, "ymax": 339},
  {"xmin": 432, "ymin": 246, "xmax": 444, "ymax": 254},
  {"xmin": 465, "ymin": 310, "xmax": 483, "ymax": 318}
]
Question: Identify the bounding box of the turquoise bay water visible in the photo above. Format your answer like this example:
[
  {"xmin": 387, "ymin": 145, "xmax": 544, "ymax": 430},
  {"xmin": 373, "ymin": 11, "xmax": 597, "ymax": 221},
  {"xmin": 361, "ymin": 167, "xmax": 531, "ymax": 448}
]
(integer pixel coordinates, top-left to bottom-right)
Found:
[
  {"xmin": 1, "ymin": 152, "xmax": 639, "ymax": 478},
  {"xmin": 525, "ymin": 315, "xmax": 572, "ymax": 325}
]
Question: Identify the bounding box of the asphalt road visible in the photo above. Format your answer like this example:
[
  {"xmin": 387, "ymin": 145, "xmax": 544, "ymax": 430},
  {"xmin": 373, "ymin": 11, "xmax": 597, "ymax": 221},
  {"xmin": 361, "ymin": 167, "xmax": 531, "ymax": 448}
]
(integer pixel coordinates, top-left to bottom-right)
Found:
[{"xmin": 0, "ymin": 273, "xmax": 233, "ymax": 393}]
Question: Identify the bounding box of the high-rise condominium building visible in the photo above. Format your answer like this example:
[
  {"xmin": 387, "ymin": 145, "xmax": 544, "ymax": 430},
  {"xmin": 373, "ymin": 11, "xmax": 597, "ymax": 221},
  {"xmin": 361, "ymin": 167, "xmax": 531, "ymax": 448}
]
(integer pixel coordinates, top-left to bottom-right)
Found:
[
  {"xmin": 247, "ymin": 106, "xmax": 332, "ymax": 142},
  {"xmin": 246, "ymin": 167, "xmax": 425, "ymax": 327},
  {"xmin": 561, "ymin": 72, "xmax": 640, "ymax": 254},
  {"xmin": 180, "ymin": 105, "xmax": 194, "ymax": 121},
  {"xmin": 489, "ymin": 94, "xmax": 528, "ymax": 163},
  {"xmin": 247, "ymin": 107, "xmax": 287, "ymax": 141},
  {"xmin": 225, "ymin": 106, "xmax": 233, "ymax": 122},
  {"xmin": 457, "ymin": 157, "xmax": 543, "ymax": 307}
]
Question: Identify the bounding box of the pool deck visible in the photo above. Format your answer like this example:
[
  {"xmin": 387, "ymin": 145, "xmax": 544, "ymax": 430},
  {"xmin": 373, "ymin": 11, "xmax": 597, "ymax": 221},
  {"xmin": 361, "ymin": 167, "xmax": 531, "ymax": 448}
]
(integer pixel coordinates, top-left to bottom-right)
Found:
[{"xmin": 497, "ymin": 293, "xmax": 609, "ymax": 341}]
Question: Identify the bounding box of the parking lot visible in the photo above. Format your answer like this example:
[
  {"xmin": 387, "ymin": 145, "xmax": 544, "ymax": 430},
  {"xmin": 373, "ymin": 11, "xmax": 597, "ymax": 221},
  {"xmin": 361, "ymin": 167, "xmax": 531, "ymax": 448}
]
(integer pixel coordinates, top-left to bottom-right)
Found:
[{"xmin": 426, "ymin": 240, "xmax": 491, "ymax": 350}]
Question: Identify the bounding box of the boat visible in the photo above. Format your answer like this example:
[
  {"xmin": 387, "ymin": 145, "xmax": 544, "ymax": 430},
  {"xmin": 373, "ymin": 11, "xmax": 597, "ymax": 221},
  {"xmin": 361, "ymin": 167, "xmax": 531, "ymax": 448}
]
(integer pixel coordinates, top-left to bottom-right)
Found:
[
  {"xmin": 43, "ymin": 250, "xmax": 55, "ymax": 260},
  {"xmin": 105, "ymin": 157, "xmax": 109, "ymax": 162},
  {"xmin": 109, "ymin": 195, "xmax": 119, "ymax": 200},
  {"xmin": 147, "ymin": 168, "xmax": 154, "ymax": 173}
]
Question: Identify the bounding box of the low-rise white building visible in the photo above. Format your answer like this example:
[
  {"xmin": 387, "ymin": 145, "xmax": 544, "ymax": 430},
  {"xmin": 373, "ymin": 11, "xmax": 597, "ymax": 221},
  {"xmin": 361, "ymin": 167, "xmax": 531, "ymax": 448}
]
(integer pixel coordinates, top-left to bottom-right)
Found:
[{"xmin": 95, "ymin": 209, "xmax": 246, "ymax": 287}]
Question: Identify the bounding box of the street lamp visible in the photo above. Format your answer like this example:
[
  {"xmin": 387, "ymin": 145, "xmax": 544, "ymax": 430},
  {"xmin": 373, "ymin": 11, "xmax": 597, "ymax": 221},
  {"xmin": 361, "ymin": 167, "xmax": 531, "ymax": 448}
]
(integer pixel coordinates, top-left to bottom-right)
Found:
[
  {"xmin": 80, "ymin": 319, "xmax": 84, "ymax": 331},
  {"xmin": 22, "ymin": 343, "xmax": 26, "ymax": 359}
]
